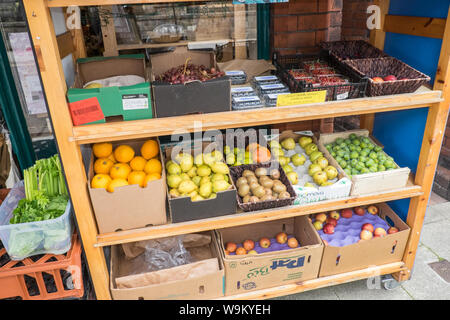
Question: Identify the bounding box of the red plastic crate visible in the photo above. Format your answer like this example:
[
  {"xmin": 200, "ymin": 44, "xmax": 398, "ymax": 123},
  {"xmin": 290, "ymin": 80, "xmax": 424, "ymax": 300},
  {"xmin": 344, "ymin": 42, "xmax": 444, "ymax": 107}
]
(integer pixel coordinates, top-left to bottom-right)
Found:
[{"xmin": 0, "ymin": 232, "xmax": 84, "ymax": 300}]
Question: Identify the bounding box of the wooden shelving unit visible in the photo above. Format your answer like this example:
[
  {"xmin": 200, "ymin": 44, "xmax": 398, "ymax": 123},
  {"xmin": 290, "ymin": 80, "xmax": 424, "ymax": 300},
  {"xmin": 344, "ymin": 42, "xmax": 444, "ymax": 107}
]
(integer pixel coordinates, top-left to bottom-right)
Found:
[{"xmin": 23, "ymin": 0, "xmax": 450, "ymax": 300}]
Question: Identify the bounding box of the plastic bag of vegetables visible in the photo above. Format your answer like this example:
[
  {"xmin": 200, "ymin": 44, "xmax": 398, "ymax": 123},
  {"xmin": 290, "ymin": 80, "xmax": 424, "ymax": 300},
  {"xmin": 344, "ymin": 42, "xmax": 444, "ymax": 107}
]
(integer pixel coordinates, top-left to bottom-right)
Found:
[{"xmin": 0, "ymin": 155, "xmax": 73, "ymax": 260}]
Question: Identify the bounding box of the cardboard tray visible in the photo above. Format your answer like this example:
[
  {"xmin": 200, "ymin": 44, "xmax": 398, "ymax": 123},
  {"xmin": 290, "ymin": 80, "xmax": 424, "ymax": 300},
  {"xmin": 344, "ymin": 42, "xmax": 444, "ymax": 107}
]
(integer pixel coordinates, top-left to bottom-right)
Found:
[
  {"xmin": 87, "ymin": 138, "xmax": 167, "ymax": 234},
  {"xmin": 316, "ymin": 203, "xmax": 411, "ymax": 277},
  {"xmin": 162, "ymin": 142, "xmax": 237, "ymax": 223},
  {"xmin": 110, "ymin": 231, "xmax": 225, "ymax": 300},
  {"xmin": 267, "ymin": 130, "xmax": 352, "ymax": 205},
  {"xmin": 215, "ymin": 216, "xmax": 323, "ymax": 296},
  {"xmin": 149, "ymin": 47, "xmax": 231, "ymax": 118},
  {"xmin": 229, "ymin": 161, "xmax": 296, "ymax": 212},
  {"xmin": 318, "ymin": 129, "xmax": 411, "ymax": 196}
]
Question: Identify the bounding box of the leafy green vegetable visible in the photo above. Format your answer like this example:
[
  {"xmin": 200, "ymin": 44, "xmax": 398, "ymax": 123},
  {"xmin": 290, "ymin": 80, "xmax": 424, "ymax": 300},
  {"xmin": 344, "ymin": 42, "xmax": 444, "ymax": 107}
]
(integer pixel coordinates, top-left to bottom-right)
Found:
[{"xmin": 8, "ymin": 229, "xmax": 43, "ymax": 258}]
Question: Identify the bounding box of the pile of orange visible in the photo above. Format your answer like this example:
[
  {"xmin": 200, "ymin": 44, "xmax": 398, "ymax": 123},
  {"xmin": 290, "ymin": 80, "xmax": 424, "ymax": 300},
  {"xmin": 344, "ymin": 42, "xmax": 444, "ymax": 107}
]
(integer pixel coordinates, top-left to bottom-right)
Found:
[{"xmin": 91, "ymin": 139, "xmax": 162, "ymax": 193}]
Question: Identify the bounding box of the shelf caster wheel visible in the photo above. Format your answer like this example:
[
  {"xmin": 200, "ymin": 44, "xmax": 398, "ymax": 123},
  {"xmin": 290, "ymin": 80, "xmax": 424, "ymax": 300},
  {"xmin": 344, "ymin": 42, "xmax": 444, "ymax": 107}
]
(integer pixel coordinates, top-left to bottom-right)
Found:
[{"xmin": 381, "ymin": 275, "xmax": 401, "ymax": 290}]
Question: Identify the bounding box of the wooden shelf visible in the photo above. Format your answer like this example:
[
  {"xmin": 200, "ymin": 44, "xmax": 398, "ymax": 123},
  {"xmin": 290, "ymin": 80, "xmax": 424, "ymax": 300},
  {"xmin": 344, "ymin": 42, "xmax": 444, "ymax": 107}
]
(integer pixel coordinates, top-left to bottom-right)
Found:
[
  {"xmin": 95, "ymin": 177, "xmax": 422, "ymax": 247},
  {"xmin": 116, "ymin": 39, "xmax": 234, "ymax": 50},
  {"xmin": 218, "ymin": 261, "xmax": 406, "ymax": 300},
  {"xmin": 71, "ymin": 89, "xmax": 442, "ymax": 144},
  {"xmin": 47, "ymin": 0, "xmax": 209, "ymax": 7}
]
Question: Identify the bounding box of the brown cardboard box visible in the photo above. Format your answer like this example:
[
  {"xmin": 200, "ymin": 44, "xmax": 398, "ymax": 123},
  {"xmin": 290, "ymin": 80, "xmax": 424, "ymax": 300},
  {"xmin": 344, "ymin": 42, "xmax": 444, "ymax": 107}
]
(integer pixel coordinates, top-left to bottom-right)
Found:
[
  {"xmin": 110, "ymin": 232, "xmax": 225, "ymax": 300},
  {"xmin": 216, "ymin": 216, "xmax": 323, "ymax": 296},
  {"xmin": 162, "ymin": 142, "xmax": 237, "ymax": 223},
  {"xmin": 149, "ymin": 47, "xmax": 231, "ymax": 118},
  {"xmin": 317, "ymin": 203, "xmax": 411, "ymax": 277},
  {"xmin": 87, "ymin": 138, "xmax": 167, "ymax": 234}
]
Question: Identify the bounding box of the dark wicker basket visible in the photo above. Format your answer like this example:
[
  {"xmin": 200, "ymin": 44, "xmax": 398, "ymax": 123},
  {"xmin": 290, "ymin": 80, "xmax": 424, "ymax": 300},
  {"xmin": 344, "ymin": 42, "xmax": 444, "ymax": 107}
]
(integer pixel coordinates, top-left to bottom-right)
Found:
[
  {"xmin": 344, "ymin": 57, "xmax": 431, "ymax": 96},
  {"xmin": 229, "ymin": 162, "xmax": 296, "ymax": 212},
  {"xmin": 273, "ymin": 50, "xmax": 368, "ymax": 101},
  {"xmin": 320, "ymin": 40, "xmax": 389, "ymax": 61}
]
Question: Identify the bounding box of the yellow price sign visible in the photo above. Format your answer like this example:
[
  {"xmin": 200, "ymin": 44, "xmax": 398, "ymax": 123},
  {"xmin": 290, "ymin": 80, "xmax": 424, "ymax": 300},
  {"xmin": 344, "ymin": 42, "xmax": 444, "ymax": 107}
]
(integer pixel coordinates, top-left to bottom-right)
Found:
[{"xmin": 276, "ymin": 90, "xmax": 327, "ymax": 107}]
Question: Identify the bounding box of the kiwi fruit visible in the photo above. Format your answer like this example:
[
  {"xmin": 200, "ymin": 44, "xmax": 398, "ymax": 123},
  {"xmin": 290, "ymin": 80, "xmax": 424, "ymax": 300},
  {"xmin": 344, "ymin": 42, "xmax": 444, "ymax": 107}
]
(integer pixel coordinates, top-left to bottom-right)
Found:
[
  {"xmin": 246, "ymin": 175, "xmax": 258, "ymax": 185},
  {"xmin": 250, "ymin": 182, "xmax": 260, "ymax": 193},
  {"xmin": 242, "ymin": 170, "xmax": 255, "ymax": 178},
  {"xmin": 272, "ymin": 183, "xmax": 287, "ymax": 194},
  {"xmin": 253, "ymin": 186, "xmax": 266, "ymax": 198},
  {"xmin": 243, "ymin": 194, "xmax": 251, "ymax": 203},
  {"xmin": 270, "ymin": 169, "xmax": 281, "ymax": 179},
  {"xmin": 264, "ymin": 188, "xmax": 273, "ymax": 196},
  {"xmin": 238, "ymin": 184, "xmax": 250, "ymax": 197},
  {"xmin": 255, "ymin": 167, "xmax": 268, "ymax": 177},
  {"xmin": 249, "ymin": 196, "xmax": 260, "ymax": 203},
  {"xmin": 278, "ymin": 191, "xmax": 291, "ymax": 199},
  {"xmin": 261, "ymin": 178, "xmax": 274, "ymax": 189},
  {"xmin": 260, "ymin": 194, "xmax": 274, "ymax": 201},
  {"xmin": 236, "ymin": 177, "xmax": 248, "ymax": 188}
]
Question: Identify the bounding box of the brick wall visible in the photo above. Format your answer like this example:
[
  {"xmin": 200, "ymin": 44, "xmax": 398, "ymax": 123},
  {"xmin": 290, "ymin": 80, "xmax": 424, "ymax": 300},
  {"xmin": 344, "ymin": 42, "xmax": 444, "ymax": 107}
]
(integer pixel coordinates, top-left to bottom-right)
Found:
[
  {"xmin": 341, "ymin": 0, "xmax": 373, "ymax": 41},
  {"xmin": 270, "ymin": 0, "xmax": 343, "ymax": 56}
]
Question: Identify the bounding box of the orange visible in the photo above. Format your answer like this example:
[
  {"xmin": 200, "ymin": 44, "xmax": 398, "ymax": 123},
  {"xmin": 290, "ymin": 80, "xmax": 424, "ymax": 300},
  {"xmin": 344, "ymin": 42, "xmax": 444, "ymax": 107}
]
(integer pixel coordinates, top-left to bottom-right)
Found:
[
  {"xmin": 91, "ymin": 174, "xmax": 111, "ymax": 189},
  {"xmin": 144, "ymin": 158, "xmax": 162, "ymax": 175},
  {"xmin": 107, "ymin": 178, "xmax": 128, "ymax": 193},
  {"xmin": 141, "ymin": 139, "xmax": 159, "ymax": 160},
  {"xmin": 130, "ymin": 156, "xmax": 147, "ymax": 171},
  {"xmin": 114, "ymin": 145, "xmax": 135, "ymax": 163},
  {"xmin": 252, "ymin": 146, "xmax": 271, "ymax": 163},
  {"xmin": 94, "ymin": 158, "xmax": 114, "ymax": 174},
  {"xmin": 109, "ymin": 163, "xmax": 131, "ymax": 180},
  {"xmin": 143, "ymin": 172, "xmax": 161, "ymax": 187},
  {"xmin": 128, "ymin": 171, "xmax": 146, "ymax": 187},
  {"xmin": 107, "ymin": 153, "xmax": 117, "ymax": 163},
  {"xmin": 93, "ymin": 142, "xmax": 113, "ymax": 158},
  {"xmin": 246, "ymin": 143, "xmax": 260, "ymax": 152}
]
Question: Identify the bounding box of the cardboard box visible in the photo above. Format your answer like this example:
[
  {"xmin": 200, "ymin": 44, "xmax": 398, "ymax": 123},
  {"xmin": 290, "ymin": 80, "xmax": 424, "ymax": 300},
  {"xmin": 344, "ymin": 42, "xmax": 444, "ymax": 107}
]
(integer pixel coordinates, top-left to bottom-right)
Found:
[
  {"xmin": 87, "ymin": 139, "xmax": 167, "ymax": 234},
  {"xmin": 319, "ymin": 129, "xmax": 411, "ymax": 195},
  {"xmin": 110, "ymin": 232, "xmax": 225, "ymax": 300},
  {"xmin": 266, "ymin": 130, "xmax": 352, "ymax": 205},
  {"xmin": 149, "ymin": 47, "xmax": 231, "ymax": 118},
  {"xmin": 216, "ymin": 216, "xmax": 323, "ymax": 295},
  {"xmin": 162, "ymin": 142, "xmax": 237, "ymax": 223},
  {"xmin": 316, "ymin": 203, "xmax": 411, "ymax": 277},
  {"xmin": 67, "ymin": 54, "xmax": 152, "ymax": 125}
]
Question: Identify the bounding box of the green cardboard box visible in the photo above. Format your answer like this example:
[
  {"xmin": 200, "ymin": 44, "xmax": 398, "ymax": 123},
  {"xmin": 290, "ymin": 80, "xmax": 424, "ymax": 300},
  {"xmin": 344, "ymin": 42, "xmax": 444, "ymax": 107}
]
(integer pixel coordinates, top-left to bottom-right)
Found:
[{"xmin": 67, "ymin": 54, "xmax": 152, "ymax": 125}]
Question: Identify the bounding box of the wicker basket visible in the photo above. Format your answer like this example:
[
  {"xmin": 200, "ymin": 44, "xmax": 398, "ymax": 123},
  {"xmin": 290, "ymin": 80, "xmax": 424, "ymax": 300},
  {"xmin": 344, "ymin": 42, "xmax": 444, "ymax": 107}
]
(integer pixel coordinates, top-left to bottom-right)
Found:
[
  {"xmin": 229, "ymin": 162, "xmax": 296, "ymax": 212},
  {"xmin": 344, "ymin": 57, "xmax": 431, "ymax": 96},
  {"xmin": 320, "ymin": 40, "xmax": 389, "ymax": 61}
]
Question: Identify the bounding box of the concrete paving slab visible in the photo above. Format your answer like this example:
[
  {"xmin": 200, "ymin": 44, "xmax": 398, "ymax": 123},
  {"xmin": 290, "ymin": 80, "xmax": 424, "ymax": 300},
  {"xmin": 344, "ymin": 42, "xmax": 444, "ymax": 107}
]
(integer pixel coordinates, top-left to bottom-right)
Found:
[
  {"xmin": 331, "ymin": 278, "xmax": 412, "ymax": 300},
  {"xmin": 424, "ymin": 203, "xmax": 448, "ymax": 225},
  {"xmin": 272, "ymin": 286, "xmax": 339, "ymax": 300},
  {"xmin": 419, "ymin": 218, "xmax": 450, "ymax": 261},
  {"xmin": 400, "ymin": 244, "xmax": 450, "ymax": 300}
]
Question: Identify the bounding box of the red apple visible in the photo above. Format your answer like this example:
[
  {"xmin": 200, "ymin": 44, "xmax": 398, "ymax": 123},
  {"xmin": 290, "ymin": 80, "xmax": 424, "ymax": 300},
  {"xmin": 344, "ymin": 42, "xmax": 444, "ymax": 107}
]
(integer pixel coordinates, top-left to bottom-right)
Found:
[
  {"xmin": 235, "ymin": 247, "xmax": 247, "ymax": 255},
  {"xmin": 326, "ymin": 217, "xmax": 338, "ymax": 227},
  {"xmin": 224, "ymin": 249, "xmax": 230, "ymax": 255},
  {"xmin": 361, "ymin": 223, "xmax": 374, "ymax": 233},
  {"xmin": 243, "ymin": 239, "xmax": 255, "ymax": 251},
  {"xmin": 374, "ymin": 227, "xmax": 387, "ymax": 238},
  {"xmin": 259, "ymin": 237, "xmax": 271, "ymax": 248},
  {"xmin": 354, "ymin": 206, "xmax": 365, "ymax": 216},
  {"xmin": 275, "ymin": 232, "xmax": 288, "ymax": 244},
  {"xmin": 367, "ymin": 205, "xmax": 379, "ymax": 215},
  {"xmin": 287, "ymin": 237, "xmax": 299, "ymax": 248},
  {"xmin": 341, "ymin": 208, "xmax": 353, "ymax": 219},
  {"xmin": 313, "ymin": 220, "xmax": 323, "ymax": 230},
  {"xmin": 225, "ymin": 242, "xmax": 237, "ymax": 253},
  {"xmin": 383, "ymin": 75, "xmax": 397, "ymax": 81},
  {"xmin": 372, "ymin": 77, "xmax": 384, "ymax": 83},
  {"xmin": 360, "ymin": 229, "xmax": 373, "ymax": 240},
  {"xmin": 323, "ymin": 223, "xmax": 335, "ymax": 234},
  {"xmin": 315, "ymin": 213, "xmax": 327, "ymax": 223},
  {"xmin": 387, "ymin": 227, "xmax": 399, "ymax": 234},
  {"xmin": 329, "ymin": 210, "xmax": 340, "ymax": 220}
]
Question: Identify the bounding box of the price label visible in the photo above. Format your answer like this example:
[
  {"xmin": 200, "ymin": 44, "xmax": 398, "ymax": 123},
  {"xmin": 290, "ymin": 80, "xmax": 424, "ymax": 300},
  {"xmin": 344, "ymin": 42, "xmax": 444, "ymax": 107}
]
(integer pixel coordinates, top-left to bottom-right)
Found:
[
  {"xmin": 68, "ymin": 97, "xmax": 104, "ymax": 125},
  {"xmin": 276, "ymin": 90, "xmax": 327, "ymax": 107}
]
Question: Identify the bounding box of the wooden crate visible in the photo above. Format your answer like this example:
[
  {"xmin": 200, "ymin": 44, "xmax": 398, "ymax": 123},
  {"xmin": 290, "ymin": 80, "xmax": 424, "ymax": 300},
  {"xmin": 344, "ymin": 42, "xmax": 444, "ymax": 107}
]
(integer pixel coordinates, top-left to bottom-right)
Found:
[{"xmin": 318, "ymin": 129, "xmax": 411, "ymax": 196}]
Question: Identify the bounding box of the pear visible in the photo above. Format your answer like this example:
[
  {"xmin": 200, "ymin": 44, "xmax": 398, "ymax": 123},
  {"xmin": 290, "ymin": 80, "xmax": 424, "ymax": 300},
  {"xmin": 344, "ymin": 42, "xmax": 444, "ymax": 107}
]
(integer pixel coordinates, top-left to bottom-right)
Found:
[
  {"xmin": 203, "ymin": 153, "xmax": 216, "ymax": 166},
  {"xmin": 271, "ymin": 147, "xmax": 284, "ymax": 159},
  {"xmin": 211, "ymin": 173, "xmax": 226, "ymax": 182},
  {"xmin": 324, "ymin": 166, "xmax": 338, "ymax": 180},
  {"xmin": 304, "ymin": 182, "xmax": 315, "ymax": 188},
  {"xmin": 286, "ymin": 171, "xmax": 299, "ymax": 185},
  {"xmin": 209, "ymin": 193, "xmax": 217, "ymax": 199},
  {"xmin": 169, "ymin": 188, "xmax": 180, "ymax": 198},
  {"xmin": 211, "ymin": 162, "xmax": 229, "ymax": 175},
  {"xmin": 200, "ymin": 176, "xmax": 211, "ymax": 185},
  {"xmin": 192, "ymin": 175, "xmax": 202, "ymax": 186},
  {"xmin": 278, "ymin": 156, "xmax": 290, "ymax": 166},
  {"xmin": 179, "ymin": 154, "xmax": 194, "ymax": 172},
  {"xmin": 309, "ymin": 151, "xmax": 324, "ymax": 163},
  {"xmin": 178, "ymin": 180, "xmax": 197, "ymax": 194},
  {"xmin": 165, "ymin": 160, "xmax": 175, "ymax": 170},
  {"xmin": 180, "ymin": 173, "xmax": 191, "ymax": 181},
  {"xmin": 308, "ymin": 164, "xmax": 322, "ymax": 177},
  {"xmin": 191, "ymin": 194, "xmax": 205, "ymax": 202},
  {"xmin": 281, "ymin": 138, "xmax": 296, "ymax": 150},
  {"xmin": 224, "ymin": 146, "xmax": 231, "ymax": 155},
  {"xmin": 226, "ymin": 153, "xmax": 235, "ymax": 165},
  {"xmin": 211, "ymin": 150, "xmax": 224, "ymax": 162},
  {"xmin": 314, "ymin": 156, "xmax": 329, "ymax": 169},
  {"xmin": 313, "ymin": 171, "xmax": 328, "ymax": 185},
  {"xmin": 167, "ymin": 163, "xmax": 181, "ymax": 175},
  {"xmin": 199, "ymin": 182, "xmax": 213, "ymax": 198},
  {"xmin": 291, "ymin": 154, "xmax": 306, "ymax": 166},
  {"xmin": 269, "ymin": 140, "xmax": 281, "ymax": 149},
  {"xmin": 167, "ymin": 174, "xmax": 182, "ymax": 189},
  {"xmin": 187, "ymin": 166, "xmax": 197, "ymax": 178},
  {"xmin": 197, "ymin": 164, "xmax": 211, "ymax": 177},
  {"xmin": 298, "ymin": 136, "xmax": 313, "ymax": 149},
  {"xmin": 194, "ymin": 153, "xmax": 204, "ymax": 166},
  {"xmin": 282, "ymin": 165, "xmax": 294, "ymax": 174},
  {"xmin": 304, "ymin": 143, "xmax": 318, "ymax": 155},
  {"xmin": 213, "ymin": 180, "xmax": 230, "ymax": 193}
]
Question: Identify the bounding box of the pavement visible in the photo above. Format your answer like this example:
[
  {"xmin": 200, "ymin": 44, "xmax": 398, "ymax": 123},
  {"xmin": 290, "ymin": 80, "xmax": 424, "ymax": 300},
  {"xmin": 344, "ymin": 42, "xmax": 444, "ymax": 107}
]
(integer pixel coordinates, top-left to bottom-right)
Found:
[{"xmin": 275, "ymin": 193, "xmax": 450, "ymax": 300}]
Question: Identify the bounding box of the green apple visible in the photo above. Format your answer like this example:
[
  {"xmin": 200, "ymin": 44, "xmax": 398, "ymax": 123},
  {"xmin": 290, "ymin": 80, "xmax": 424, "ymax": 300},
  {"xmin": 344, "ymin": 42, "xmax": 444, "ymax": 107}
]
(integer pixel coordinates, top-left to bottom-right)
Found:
[
  {"xmin": 335, "ymin": 138, "xmax": 344, "ymax": 145},
  {"xmin": 305, "ymin": 143, "xmax": 318, "ymax": 155},
  {"xmin": 291, "ymin": 154, "xmax": 306, "ymax": 166},
  {"xmin": 315, "ymin": 156, "xmax": 329, "ymax": 169},
  {"xmin": 309, "ymin": 151, "xmax": 323, "ymax": 163},
  {"xmin": 324, "ymin": 166, "xmax": 338, "ymax": 180},
  {"xmin": 338, "ymin": 160, "xmax": 347, "ymax": 169},
  {"xmin": 308, "ymin": 164, "xmax": 322, "ymax": 177},
  {"xmin": 298, "ymin": 136, "xmax": 313, "ymax": 148},
  {"xmin": 349, "ymin": 133, "xmax": 357, "ymax": 140},
  {"xmin": 286, "ymin": 171, "xmax": 299, "ymax": 185},
  {"xmin": 313, "ymin": 171, "xmax": 328, "ymax": 185},
  {"xmin": 281, "ymin": 138, "xmax": 296, "ymax": 150}
]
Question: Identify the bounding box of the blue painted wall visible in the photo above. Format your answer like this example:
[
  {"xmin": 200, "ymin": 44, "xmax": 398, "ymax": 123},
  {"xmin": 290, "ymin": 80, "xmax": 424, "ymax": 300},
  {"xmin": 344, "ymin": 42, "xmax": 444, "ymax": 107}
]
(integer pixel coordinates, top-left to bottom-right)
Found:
[{"xmin": 372, "ymin": 0, "xmax": 449, "ymax": 221}]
